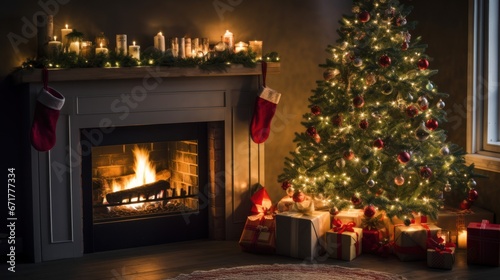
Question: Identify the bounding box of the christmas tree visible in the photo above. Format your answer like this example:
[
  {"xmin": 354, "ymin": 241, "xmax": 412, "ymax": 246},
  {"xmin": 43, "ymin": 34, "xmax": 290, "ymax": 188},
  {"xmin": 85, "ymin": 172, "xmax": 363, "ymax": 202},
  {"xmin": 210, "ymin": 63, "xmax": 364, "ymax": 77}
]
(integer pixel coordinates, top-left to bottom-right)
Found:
[{"xmin": 278, "ymin": 0, "xmax": 481, "ymax": 221}]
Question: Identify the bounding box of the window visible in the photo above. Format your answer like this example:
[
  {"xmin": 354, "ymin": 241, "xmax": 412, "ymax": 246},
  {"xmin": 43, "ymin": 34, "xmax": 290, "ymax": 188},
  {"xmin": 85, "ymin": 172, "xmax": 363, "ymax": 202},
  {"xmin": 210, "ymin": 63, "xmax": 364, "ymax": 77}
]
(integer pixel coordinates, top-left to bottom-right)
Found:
[{"xmin": 466, "ymin": 0, "xmax": 500, "ymax": 172}]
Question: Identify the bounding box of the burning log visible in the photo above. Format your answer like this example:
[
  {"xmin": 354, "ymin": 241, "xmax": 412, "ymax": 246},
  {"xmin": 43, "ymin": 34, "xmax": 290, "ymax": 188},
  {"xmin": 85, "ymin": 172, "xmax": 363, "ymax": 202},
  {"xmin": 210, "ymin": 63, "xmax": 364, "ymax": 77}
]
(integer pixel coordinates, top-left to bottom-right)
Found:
[{"xmin": 105, "ymin": 179, "xmax": 171, "ymax": 204}]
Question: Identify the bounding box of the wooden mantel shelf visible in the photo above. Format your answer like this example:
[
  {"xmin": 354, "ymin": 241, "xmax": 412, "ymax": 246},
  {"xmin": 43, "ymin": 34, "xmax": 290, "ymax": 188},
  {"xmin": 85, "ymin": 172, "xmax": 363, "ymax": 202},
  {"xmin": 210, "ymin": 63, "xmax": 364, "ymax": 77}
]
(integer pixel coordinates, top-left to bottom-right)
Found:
[{"xmin": 17, "ymin": 62, "xmax": 280, "ymax": 83}]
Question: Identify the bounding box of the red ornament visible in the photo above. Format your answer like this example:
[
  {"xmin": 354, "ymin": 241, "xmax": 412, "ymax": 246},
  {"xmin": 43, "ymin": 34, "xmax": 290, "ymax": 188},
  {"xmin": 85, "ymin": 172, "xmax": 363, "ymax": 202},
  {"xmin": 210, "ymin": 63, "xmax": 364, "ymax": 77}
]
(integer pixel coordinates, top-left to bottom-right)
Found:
[
  {"xmin": 281, "ymin": 180, "xmax": 291, "ymax": 191},
  {"xmin": 359, "ymin": 119, "xmax": 369, "ymax": 129},
  {"xmin": 425, "ymin": 119, "xmax": 439, "ymax": 131},
  {"xmin": 351, "ymin": 195, "xmax": 361, "ymax": 205},
  {"xmin": 418, "ymin": 58, "xmax": 429, "ymax": 70},
  {"xmin": 353, "ymin": 95, "xmax": 365, "ymax": 108},
  {"xmin": 397, "ymin": 151, "xmax": 411, "ymax": 164},
  {"xmin": 460, "ymin": 199, "xmax": 472, "ymax": 210},
  {"xmin": 420, "ymin": 166, "xmax": 433, "ymax": 179},
  {"xmin": 468, "ymin": 188, "xmax": 479, "ymax": 201},
  {"xmin": 364, "ymin": 205, "xmax": 376, "ymax": 218},
  {"xmin": 306, "ymin": 127, "xmax": 317, "ymax": 137},
  {"xmin": 379, "ymin": 55, "xmax": 391, "ymax": 67},
  {"xmin": 292, "ymin": 191, "xmax": 305, "ymax": 203},
  {"xmin": 358, "ymin": 11, "xmax": 370, "ymax": 23},
  {"xmin": 401, "ymin": 41, "xmax": 409, "ymax": 51},
  {"xmin": 332, "ymin": 114, "xmax": 343, "ymax": 126},
  {"xmin": 406, "ymin": 105, "xmax": 419, "ymax": 118},
  {"xmin": 343, "ymin": 150, "xmax": 355, "ymax": 160},
  {"xmin": 311, "ymin": 105, "xmax": 321, "ymax": 116},
  {"xmin": 373, "ymin": 138, "xmax": 384, "ymax": 149}
]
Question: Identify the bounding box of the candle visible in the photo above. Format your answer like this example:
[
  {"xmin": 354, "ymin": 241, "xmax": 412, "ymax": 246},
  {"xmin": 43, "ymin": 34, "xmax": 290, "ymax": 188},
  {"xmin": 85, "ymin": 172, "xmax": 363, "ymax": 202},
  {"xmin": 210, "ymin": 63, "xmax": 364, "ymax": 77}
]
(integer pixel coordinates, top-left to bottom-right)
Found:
[
  {"xmin": 179, "ymin": 37, "xmax": 185, "ymax": 58},
  {"xmin": 61, "ymin": 24, "xmax": 72, "ymax": 48},
  {"xmin": 48, "ymin": 36, "xmax": 62, "ymax": 56},
  {"xmin": 222, "ymin": 30, "xmax": 234, "ymax": 51},
  {"xmin": 154, "ymin": 32, "xmax": 165, "ymax": 52},
  {"xmin": 95, "ymin": 43, "xmax": 108, "ymax": 55},
  {"xmin": 458, "ymin": 229, "xmax": 467, "ymax": 249},
  {"xmin": 69, "ymin": 40, "xmax": 80, "ymax": 54},
  {"xmin": 129, "ymin": 41, "xmax": 140, "ymax": 60},
  {"xmin": 171, "ymin": 37, "xmax": 179, "ymax": 57},
  {"xmin": 234, "ymin": 41, "xmax": 248, "ymax": 53},
  {"xmin": 116, "ymin": 34, "xmax": 127, "ymax": 55},
  {"xmin": 201, "ymin": 38, "xmax": 209, "ymax": 54},
  {"xmin": 185, "ymin": 37, "xmax": 191, "ymax": 58},
  {"xmin": 81, "ymin": 41, "xmax": 92, "ymax": 57},
  {"xmin": 249, "ymin": 40, "xmax": 263, "ymax": 60}
]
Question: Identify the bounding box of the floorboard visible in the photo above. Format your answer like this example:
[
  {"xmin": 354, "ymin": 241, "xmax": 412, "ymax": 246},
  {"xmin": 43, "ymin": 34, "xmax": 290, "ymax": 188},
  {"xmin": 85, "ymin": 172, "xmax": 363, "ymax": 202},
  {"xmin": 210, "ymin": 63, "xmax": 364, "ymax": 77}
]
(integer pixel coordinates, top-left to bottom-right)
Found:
[{"xmin": 2, "ymin": 239, "xmax": 500, "ymax": 279}]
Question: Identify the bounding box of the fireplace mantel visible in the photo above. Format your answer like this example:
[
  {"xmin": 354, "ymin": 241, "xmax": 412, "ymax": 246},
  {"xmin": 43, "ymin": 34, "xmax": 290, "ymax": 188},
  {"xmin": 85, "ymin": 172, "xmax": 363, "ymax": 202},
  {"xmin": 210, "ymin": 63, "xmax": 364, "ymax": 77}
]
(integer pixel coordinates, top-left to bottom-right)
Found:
[
  {"xmin": 17, "ymin": 62, "xmax": 280, "ymax": 82},
  {"xmin": 20, "ymin": 63, "xmax": 278, "ymax": 262}
]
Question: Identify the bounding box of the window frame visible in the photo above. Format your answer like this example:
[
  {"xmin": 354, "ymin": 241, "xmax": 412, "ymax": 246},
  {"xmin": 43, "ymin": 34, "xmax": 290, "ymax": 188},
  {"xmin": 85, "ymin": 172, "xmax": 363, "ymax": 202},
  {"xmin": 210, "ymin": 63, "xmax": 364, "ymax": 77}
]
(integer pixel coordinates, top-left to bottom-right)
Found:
[{"xmin": 466, "ymin": 0, "xmax": 500, "ymax": 172}]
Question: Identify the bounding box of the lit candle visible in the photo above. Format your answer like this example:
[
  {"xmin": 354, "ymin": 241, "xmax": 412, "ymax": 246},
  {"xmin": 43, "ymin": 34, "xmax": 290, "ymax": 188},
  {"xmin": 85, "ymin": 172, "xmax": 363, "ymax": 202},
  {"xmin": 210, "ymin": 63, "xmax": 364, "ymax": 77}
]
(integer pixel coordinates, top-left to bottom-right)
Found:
[
  {"xmin": 458, "ymin": 229, "xmax": 467, "ymax": 249},
  {"xmin": 69, "ymin": 40, "xmax": 80, "ymax": 54},
  {"xmin": 222, "ymin": 30, "xmax": 234, "ymax": 51},
  {"xmin": 128, "ymin": 41, "xmax": 140, "ymax": 60},
  {"xmin": 61, "ymin": 24, "xmax": 72, "ymax": 48},
  {"xmin": 234, "ymin": 41, "xmax": 248, "ymax": 53},
  {"xmin": 179, "ymin": 37, "xmax": 185, "ymax": 58},
  {"xmin": 96, "ymin": 43, "xmax": 108, "ymax": 55},
  {"xmin": 249, "ymin": 40, "xmax": 263, "ymax": 60},
  {"xmin": 154, "ymin": 32, "xmax": 165, "ymax": 52},
  {"xmin": 171, "ymin": 37, "xmax": 179, "ymax": 57},
  {"xmin": 48, "ymin": 36, "xmax": 62, "ymax": 56},
  {"xmin": 116, "ymin": 34, "xmax": 127, "ymax": 55},
  {"xmin": 185, "ymin": 37, "xmax": 191, "ymax": 58}
]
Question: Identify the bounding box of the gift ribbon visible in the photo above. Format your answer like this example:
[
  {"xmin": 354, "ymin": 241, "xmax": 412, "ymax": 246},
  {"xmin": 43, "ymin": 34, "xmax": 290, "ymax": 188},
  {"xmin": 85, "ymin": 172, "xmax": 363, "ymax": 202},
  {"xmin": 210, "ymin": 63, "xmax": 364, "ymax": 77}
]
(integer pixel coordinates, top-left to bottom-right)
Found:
[{"xmin": 332, "ymin": 219, "xmax": 359, "ymax": 259}]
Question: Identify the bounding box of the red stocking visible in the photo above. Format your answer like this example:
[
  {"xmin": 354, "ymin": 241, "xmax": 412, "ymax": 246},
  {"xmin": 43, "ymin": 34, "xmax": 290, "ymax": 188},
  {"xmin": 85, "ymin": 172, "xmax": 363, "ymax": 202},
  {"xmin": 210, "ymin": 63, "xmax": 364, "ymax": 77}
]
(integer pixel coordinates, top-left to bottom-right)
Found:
[
  {"xmin": 30, "ymin": 87, "xmax": 65, "ymax": 151},
  {"xmin": 250, "ymin": 87, "xmax": 281, "ymax": 144}
]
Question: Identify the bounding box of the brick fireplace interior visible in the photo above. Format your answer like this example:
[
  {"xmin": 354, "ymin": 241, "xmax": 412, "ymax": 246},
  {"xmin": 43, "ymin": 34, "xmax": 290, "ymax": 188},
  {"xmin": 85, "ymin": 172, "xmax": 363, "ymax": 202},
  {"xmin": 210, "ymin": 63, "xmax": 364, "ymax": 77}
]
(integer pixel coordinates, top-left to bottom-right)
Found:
[{"xmin": 80, "ymin": 122, "xmax": 224, "ymax": 252}]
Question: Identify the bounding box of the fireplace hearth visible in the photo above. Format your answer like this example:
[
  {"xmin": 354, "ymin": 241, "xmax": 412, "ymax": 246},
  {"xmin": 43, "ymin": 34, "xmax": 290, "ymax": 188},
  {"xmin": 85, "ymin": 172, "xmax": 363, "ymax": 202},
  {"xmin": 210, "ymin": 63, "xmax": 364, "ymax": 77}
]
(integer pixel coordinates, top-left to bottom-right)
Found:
[{"xmin": 19, "ymin": 65, "xmax": 277, "ymax": 262}]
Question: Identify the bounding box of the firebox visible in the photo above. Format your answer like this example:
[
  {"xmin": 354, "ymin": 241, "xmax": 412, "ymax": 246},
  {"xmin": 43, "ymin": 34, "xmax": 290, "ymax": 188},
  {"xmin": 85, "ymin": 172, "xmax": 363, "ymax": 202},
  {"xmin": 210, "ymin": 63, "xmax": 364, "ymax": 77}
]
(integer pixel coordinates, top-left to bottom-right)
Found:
[{"xmin": 81, "ymin": 122, "xmax": 209, "ymax": 252}]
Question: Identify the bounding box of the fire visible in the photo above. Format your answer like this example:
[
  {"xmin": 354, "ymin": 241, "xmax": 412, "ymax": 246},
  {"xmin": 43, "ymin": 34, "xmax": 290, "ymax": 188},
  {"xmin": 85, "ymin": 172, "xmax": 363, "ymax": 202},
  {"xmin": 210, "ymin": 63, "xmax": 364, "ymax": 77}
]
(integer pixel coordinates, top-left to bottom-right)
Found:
[
  {"xmin": 111, "ymin": 146, "xmax": 157, "ymax": 192},
  {"xmin": 106, "ymin": 146, "xmax": 158, "ymax": 206}
]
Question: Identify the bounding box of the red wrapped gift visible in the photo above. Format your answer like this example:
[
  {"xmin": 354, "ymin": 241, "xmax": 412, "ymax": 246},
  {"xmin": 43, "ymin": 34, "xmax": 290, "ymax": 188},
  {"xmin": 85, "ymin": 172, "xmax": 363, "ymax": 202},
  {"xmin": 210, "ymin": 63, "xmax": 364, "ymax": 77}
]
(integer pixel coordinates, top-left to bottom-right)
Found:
[
  {"xmin": 427, "ymin": 247, "xmax": 455, "ymax": 270},
  {"xmin": 239, "ymin": 214, "xmax": 275, "ymax": 254},
  {"xmin": 239, "ymin": 187, "xmax": 276, "ymax": 254},
  {"xmin": 467, "ymin": 220, "xmax": 500, "ymax": 266},
  {"xmin": 362, "ymin": 228, "xmax": 382, "ymax": 254}
]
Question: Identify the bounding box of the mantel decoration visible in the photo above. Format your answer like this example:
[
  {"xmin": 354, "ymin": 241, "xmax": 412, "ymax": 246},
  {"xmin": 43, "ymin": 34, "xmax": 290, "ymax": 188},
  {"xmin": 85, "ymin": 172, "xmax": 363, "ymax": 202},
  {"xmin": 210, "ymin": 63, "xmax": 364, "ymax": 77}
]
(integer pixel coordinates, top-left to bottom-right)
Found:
[{"xmin": 22, "ymin": 18, "xmax": 280, "ymax": 73}]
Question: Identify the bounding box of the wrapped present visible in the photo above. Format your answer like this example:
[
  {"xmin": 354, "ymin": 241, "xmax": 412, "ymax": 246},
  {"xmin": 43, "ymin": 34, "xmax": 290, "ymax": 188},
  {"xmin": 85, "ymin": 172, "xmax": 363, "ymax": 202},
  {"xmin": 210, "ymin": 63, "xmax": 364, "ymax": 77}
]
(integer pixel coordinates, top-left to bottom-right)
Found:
[
  {"xmin": 467, "ymin": 220, "xmax": 500, "ymax": 266},
  {"xmin": 437, "ymin": 206, "xmax": 493, "ymax": 243},
  {"xmin": 362, "ymin": 228, "xmax": 384, "ymax": 254},
  {"xmin": 276, "ymin": 211, "xmax": 330, "ymax": 260},
  {"xmin": 393, "ymin": 223, "xmax": 441, "ymax": 261},
  {"xmin": 427, "ymin": 246, "xmax": 456, "ymax": 270},
  {"xmin": 326, "ymin": 220, "xmax": 363, "ymax": 261},
  {"xmin": 335, "ymin": 209, "xmax": 364, "ymax": 226},
  {"xmin": 239, "ymin": 214, "xmax": 275, "ymax": 254},
  {"xmin": 239, "ymin": 187, "xmax": 276, "ymax": 254}
]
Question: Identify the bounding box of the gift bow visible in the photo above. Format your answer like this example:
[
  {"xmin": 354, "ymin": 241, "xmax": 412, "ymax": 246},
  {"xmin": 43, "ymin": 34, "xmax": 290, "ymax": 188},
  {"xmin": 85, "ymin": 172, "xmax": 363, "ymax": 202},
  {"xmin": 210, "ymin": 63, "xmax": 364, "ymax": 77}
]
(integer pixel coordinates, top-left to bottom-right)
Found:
[
  {"xmin": 256, "ymin": 225, "xmax": 269, "ymax": 232},
  {"xmin": 332, "ymin": 219, "xmax": 356, "ymax": 234}
]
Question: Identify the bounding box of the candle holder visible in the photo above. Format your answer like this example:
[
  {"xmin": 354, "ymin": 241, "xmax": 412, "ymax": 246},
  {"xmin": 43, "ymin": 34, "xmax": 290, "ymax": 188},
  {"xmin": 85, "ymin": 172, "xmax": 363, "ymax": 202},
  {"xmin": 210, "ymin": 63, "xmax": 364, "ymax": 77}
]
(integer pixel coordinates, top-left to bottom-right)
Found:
[
  {"xmin": 249, "ymin": 40, "xmax": 263, "ymax": 61},
  {"xmin": 95, "ymin": 32, "xmax": 109, "ymax": 48},
  {"xmin": 66, "ymin": 29, "xmax": 83, "ymax": 55}
]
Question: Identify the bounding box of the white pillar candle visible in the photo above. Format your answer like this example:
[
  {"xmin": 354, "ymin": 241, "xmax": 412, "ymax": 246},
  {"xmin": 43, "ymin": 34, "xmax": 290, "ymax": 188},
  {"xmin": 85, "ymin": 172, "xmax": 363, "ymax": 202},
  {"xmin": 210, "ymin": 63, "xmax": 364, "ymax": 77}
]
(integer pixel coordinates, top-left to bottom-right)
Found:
[
  {"xmin": 185, "ymin": 37, "xmax": 191, "ymax": 58},
  {"xmin": 192, "ymin": 37, "xmax": 199, "ymax": 52},
  {"xmin": 116, "ymin": 34, "xmax": 127, "ymax": 55},
  {"xmin": 171, "ymin": 37, "xmax": 179, "ymax": 57},
  {"xmin": 223, "ymin": 30, "xmax": 234, "ymax": 51},
  {"xmin": 458, "ymin": 229, "xmax": 467, "ymax": 249},
  {"xmin": 48, "ymin": 36, "xmax": 62, "ymax": 56},
  {"xmin": 61, "ymin": 24, "xmax": 72, "ymax": 48},
  {"xmin": 154, "ymin": 32, "xmax": 165, "ymax": 52},
  {"xmin": 249, "ymin": 40, "xmax": 263, "ymax": 60},
  {"xmin": 179, "ymin": 37, "xmax": 185, "ymax": 58},
  {"xmin": 95, "ymin": 43, "xmax": 108, "ymax": 55},
  {"xmin": 234, "ymin": 41, "xmax": 248, "ymax": 53},
  {"xmin": 69, "ymin": 40, "xmax": 80, "ymax": 54},
  {"xmin": 129, "ymin": 41, "xmax": 140, "ymax": 60}
]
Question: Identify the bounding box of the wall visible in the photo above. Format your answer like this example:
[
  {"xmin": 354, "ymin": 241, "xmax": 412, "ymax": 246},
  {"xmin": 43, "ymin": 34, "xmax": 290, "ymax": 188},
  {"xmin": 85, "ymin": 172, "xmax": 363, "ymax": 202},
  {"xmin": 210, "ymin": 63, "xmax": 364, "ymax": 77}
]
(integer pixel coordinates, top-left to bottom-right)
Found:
[{"xmin": 1, "ymin": 1, "xmax": 498, "ymax": 252}]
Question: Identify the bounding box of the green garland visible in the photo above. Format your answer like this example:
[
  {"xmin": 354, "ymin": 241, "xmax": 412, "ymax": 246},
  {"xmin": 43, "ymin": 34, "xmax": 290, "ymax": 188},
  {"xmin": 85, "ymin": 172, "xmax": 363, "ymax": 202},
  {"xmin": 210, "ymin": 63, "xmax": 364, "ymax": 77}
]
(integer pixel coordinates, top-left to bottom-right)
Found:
[{"xmin": 20, "ymin": 46, "xmax": 280, "ymax": 73}]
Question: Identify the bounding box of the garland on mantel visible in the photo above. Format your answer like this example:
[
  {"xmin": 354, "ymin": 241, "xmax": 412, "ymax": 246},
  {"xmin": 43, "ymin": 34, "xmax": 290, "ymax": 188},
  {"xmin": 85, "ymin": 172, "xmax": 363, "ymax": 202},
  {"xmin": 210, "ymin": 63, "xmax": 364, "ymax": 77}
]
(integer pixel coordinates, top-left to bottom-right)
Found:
[{"xmin": 20, "ymin": 48, "xmax": 280, "ymax": 73}]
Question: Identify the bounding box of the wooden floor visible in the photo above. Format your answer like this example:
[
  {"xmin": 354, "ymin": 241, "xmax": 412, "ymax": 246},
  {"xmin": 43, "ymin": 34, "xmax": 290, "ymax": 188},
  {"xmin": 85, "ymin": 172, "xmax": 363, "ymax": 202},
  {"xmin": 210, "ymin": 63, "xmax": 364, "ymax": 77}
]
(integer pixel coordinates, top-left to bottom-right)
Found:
[{"xmin": 2, "ymin": 239, "xmax": 500, "ymax": 279}]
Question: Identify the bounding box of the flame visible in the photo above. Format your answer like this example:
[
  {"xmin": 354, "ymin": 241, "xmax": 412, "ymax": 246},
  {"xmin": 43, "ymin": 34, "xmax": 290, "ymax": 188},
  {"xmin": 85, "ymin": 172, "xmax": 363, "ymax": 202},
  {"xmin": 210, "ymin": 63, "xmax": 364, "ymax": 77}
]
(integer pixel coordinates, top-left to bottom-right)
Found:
[{"xmin": 111, "ymin": 146, "xmax": 156, "ymax": 192}]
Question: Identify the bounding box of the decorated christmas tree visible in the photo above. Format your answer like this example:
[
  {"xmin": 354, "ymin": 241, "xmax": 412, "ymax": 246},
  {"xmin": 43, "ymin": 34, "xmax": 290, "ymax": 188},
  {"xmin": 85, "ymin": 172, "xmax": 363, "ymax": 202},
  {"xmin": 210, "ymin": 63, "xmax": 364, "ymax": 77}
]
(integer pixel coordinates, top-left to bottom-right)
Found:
[{"xmin": 278, "ymin": 0, "xmax": 482, "ymax": 221}]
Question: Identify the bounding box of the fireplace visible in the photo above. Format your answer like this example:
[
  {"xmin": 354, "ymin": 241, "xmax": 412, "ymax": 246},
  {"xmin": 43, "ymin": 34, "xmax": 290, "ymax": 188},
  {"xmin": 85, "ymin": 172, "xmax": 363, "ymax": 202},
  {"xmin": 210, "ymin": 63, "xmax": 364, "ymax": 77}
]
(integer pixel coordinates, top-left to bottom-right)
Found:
[
  {"xmin": 19, "ymin": 64, "xmax": 277, "ymax": 262},
  {"xmin": 81, "ymin": 122, "xmax": 210, "ymax": 252}
]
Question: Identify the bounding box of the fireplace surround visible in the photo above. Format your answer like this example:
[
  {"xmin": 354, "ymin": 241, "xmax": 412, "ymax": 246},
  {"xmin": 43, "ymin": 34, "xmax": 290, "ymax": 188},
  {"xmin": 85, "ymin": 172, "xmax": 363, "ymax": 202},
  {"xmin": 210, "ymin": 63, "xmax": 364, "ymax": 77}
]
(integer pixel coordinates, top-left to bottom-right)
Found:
[{"xmin": 19, "ymin": 64, "xmax": 278, "ymax": 262}]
